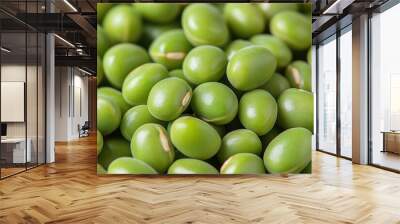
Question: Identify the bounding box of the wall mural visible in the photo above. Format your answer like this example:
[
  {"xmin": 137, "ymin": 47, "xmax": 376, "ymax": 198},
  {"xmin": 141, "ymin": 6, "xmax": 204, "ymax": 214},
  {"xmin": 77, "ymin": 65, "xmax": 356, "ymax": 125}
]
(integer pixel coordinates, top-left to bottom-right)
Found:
[{"xmin": 96, "ymin": 3, "xmax": 313, "ymax": 175}]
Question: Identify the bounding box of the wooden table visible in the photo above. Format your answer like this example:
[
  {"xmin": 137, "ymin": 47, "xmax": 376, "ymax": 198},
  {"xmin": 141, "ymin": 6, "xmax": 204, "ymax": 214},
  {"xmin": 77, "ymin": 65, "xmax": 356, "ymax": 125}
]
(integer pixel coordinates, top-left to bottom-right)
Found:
[{"xmin": 381, "ymin": 131, "xmax": 400, "ymax": 154}]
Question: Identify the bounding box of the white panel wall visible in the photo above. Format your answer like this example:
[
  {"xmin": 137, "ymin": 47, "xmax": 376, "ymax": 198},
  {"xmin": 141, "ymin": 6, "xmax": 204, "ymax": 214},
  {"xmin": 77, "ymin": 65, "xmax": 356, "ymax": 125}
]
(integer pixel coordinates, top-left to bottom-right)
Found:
[{"xmin": 54, "ymin": 67, "xmax": 89, "ymax": 141}]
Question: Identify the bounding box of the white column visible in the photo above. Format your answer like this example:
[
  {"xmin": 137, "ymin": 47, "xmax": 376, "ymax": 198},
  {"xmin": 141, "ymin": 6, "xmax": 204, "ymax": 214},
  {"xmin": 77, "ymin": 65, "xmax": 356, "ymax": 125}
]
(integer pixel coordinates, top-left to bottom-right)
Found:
[
  {"xmin": 352, "ymin": 14, "xmax": 369, "ymax": 164},
  {"xmin": 46, "ymin": 32, "xmax": 55, "ymax": 163}
]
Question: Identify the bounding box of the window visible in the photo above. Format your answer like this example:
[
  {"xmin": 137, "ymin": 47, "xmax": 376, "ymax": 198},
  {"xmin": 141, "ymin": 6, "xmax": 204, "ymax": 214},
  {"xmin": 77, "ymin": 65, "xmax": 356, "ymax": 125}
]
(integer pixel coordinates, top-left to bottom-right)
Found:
[
  {"xmin": 339, "ymin": 27, "xmax": 352, "ymax": 158},
  {"xmin": 370, "ymin": 2, "xmax": 400, "ymax": 171},
  {"xmin": 317, "ymin": 35, "xmax": 337, "ymax": 154}
]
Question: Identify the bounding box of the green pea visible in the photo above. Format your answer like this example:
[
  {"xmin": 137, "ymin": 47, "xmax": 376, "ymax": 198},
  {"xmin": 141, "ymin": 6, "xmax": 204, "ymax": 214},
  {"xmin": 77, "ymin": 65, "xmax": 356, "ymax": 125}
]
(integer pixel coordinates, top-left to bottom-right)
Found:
[
  {"xmin": 168, "ymin": 70, "xmax": 197, "ymax": 89},
  {"xmin": 168, "ymin": 69, "xmax": 187, "ymax": 81},
  {"xmin": 147, "ymin": 77, "xmax": 192, "ymax": 121},
  {"xmin": 149, "ymin": 29, "xmax": 192, "ymax": 70},
  {"xmin": 97, "ymin": 25, "xmax": 110, "ymax": 58},
  {"xmin": 97, "ymin": 164, "xmax": 107, "ymax": 174},
  {"xmin": 221, "ymin": 77, "xmax": 244, "ymax": 98},
  {"xmin": 97, "ymin": 56, "xmax": 104, "ymax": 86},
  {"xmin": 278, "ymin": 88, "xmax": 313, "ymax": 131},
  {"xmin": 168, "ymin": 69, "xmax": 194, "ymax": 87},
  {"xmin": 285, "ymin": 60, "xmax": 311, "ymax": 91},
  {"xmin": 140, "ymin": 22, "xmax": 180, "ymax": 47},
  {"xmin": 103, "ymin": 43, "xmax": 150, "ymax": 89},
  {"xmin": 122, "ymin": 63, "xmax": 168, "ymax": 106},
  {"xmin": 191, "ymin": 82, "xmax": 238, "ymax": 125},
  {"xmin": 182, "ymin": 3, "xmax": 229, "ymax": 47},
  {"xmin": 225, "ymin": 39, "xmax": 252, "ymax": 60},
  {"xmin": 97, "ymin": 3, "xmax": 114, "ymax": 24},
  {"xmin": 120, "ymin": 105, "xmax": 164, "ymax": 141},
  {"xmin": 250, "ymin": 34, "xmax": 292, "ymax": 68},
  {"xmin": 166, "ymin": 113, "xmax": 193, "ymax": 135},
  {"xmin": 217, "ymin": 129, "xmax": 262, "ymax": 163},
  {"xmin": 96, "ymin": 3, "xmax": 314, "ymax": 176},
  {"xmin": 256, "ymin": 3, "xmax": 298, "ymax": 22},
  {"xmin": 300, "ymin": 3, "xmax": 312, "ymax": 16},
  {"xmin": 227, "ymin": 46, "xmax": 277, "ymax": 91},
  {"xmin": 239, "ymin": 90, "xmax": 277, "ymax": 136},
  {"xmin": 97, "ymin": 130, "xmax": 103, "ymax": 156},
  {"xmin": 224, "ymin": 4, "xmax": 265, "ymax": 38},
  {"xmin": 210, "ymin": 123, "xmax": 226, "ymax": 138},
  {"xmin": 97, "ymin": 87, "xmax": 131, "ymax": 114},
  {"xmin": 263, "ymin": 127, "xmax": 311, "ymax": 174},
  {"xmin": 260, "ymin": 73, "xmax": 291, "ymax": 99},
  {"xmin": 260, "ymin": 126, "xmax": 281, "ymax": 150},
  {"xmin": 98, "ymin": 136, "xmax": 131, "ymax": 169},
  {"xmin": 108, "ymin": 157, "xmax": 158, "ymax": 174},
  {"xmin": 103, "ymin": 5, "xmax": 142, "ymax": 44},
  {"xmin": 183, "ymin": 45, "xmax": 227, "ymax": 85},
  {"xmin": 270, "ymin": 11, "xmax": 311, "ymax": 50},
  {"xmin": 301, "ymin": 162, "xmax": 312, "ymax": 173},
  {"xmin": 170, "ymin": 116, "xmax": 221, "ymax": 160},
  {"xmin": 97, "ymin": 97, "xmax": 121, "ymax": 135},
  {"xmin": 174, "ymin": 149, "xmax": 187, "ymax": 160},
  {"xmin": 131, "ymin": 124, "xmax": 174, "ymax": 173},
  {"xmin": 134, "ymin": 3, "xmax": 180, "ymax": 24},
  {"xmin": 168, "ymin": 159, "xmax": 219, "ymax": 174},
  {"xmin": 221, "ymin": 153, "xmax": 265, "ymax": 174},
  {"xmin": 214, "ymin": 3, "xmax": 225, "ymax": 12},
  {"xmin": 225, "ymin": 116, "xmax": 244, "ymax": 132}
]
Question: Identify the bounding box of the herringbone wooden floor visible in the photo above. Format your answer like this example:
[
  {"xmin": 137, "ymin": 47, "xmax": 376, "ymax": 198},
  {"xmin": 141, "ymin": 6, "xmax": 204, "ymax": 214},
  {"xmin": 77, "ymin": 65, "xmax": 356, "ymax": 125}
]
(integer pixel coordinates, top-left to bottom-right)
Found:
[{"xmin": 0, "ymin": 135, "xmax": 400, "ymax": 224}]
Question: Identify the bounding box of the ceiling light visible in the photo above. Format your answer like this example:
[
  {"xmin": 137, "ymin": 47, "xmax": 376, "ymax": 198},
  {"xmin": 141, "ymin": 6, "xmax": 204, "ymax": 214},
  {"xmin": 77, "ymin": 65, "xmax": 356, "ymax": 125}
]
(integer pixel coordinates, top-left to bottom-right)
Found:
[
  {"xmin": 1, "ymin": 47, "xmax": 11, "ymax": 53},
  {"xmin": 323, "ymin": 0, "xmax": 354, "ymax": 15},
  {"xmin": 323, "ymin": 0, "xmax": 342, "ymax": 14},
  {"xmin": 54, "ymin": 34, "xmax": 75, "ymax": 48},
  {"xmin": 63, "ymin": 0, "xmax": 78, "ymax": 12},
  {"xmin": 77, "ymin": 67, "xmax": 92, "ymax": 76}
]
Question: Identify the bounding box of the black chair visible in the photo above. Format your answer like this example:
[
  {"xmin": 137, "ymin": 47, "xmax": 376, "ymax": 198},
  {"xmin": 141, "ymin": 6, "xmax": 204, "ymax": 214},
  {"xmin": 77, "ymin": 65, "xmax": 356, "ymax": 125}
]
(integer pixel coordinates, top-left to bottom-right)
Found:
[{"xmin": 78, "ymin": 121, "xmax": 90, "ymax": 138}]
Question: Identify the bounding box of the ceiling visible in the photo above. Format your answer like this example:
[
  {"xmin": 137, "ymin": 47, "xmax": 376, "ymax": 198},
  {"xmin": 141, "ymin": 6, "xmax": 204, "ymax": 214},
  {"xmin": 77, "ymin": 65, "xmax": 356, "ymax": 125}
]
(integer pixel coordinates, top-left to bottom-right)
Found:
[
  {"xmin": 312, "ymin": 0, "xmax": 391, "ymax": 43},
  {"xmin": 0, "ymin": 0, "xmax": 97, "ymax": 73},
  {"xmin": 0, "ymin": 0, "xmax": 393, "ymax": 72}
]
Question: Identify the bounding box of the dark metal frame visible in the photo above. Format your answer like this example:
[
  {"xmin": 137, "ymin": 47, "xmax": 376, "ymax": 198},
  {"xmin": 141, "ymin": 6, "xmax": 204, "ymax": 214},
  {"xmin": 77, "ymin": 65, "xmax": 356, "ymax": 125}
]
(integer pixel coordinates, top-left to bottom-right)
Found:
[
  {"xmin": 0, "ymin": 0, "xmax": 47, "ymax": 180},
  {"xmin": 336, "ymin": 25, "xmax": 341, "ymax": 158}
]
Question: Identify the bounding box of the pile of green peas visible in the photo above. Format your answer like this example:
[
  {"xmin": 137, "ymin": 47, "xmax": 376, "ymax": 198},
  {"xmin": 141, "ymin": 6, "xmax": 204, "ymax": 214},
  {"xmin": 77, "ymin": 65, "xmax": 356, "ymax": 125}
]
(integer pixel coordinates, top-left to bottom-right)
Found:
[{"xmin": 97, "ymin": 3, "xmax": 313, "ymax": 175}]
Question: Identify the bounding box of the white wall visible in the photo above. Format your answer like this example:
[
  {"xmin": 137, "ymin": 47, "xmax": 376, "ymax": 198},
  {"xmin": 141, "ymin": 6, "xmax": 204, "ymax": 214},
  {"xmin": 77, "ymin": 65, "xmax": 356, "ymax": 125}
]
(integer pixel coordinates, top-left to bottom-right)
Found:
[
  {"xmin": 1, "ymin": 65, "xmax": 26, "ymax": 137},
  {"xmin": 54, "ymin": 67, "xmax": 89, "ymax": 141},
  {"xmin": 55, "ymin": 66, "xmax": 68, "ymax": 141}
]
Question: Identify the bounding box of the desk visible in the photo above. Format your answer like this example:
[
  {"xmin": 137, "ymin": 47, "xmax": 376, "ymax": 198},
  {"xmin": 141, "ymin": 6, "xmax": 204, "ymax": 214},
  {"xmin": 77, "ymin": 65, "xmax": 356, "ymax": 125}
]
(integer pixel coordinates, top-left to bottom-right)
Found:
[
  {"xmin": 1, "ymin": 138, "xmax": 32, "ymax": 163},
  {"xmin": 382, "ymin": 131, "xmax": 400, "ymax": 154}
]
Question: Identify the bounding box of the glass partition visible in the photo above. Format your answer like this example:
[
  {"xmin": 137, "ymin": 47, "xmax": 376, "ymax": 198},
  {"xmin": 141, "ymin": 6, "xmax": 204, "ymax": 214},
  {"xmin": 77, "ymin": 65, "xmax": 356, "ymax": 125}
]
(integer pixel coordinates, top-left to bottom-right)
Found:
[
  {"xmin": 0, "ymin": 1, "xmax": 46, "ymax": 179},
  {"xmin": 27, "ymin": 30, "xmax": 38, "ymax": 169},
  {"xmin": 317, "ymin": 35, "xmax": 337, "ymax": 154},
  {"xmin": 339, "ymin": 26, "xmax": 352, "ymax": 158},
  {"xmin": 370, "ymin": 3, "xmax": 400, "ymax": 171},
  {"xmin": 1, "ymin": 30, "xmax": 28, "ymax": 178}
]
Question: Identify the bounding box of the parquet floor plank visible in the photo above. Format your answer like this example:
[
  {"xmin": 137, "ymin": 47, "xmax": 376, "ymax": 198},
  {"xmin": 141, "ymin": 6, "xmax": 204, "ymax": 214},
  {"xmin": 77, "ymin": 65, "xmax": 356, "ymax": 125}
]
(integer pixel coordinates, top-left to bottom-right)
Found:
[{"xmin": 0, "ymin": 135, "xmax": 399, "ymax": 223}]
